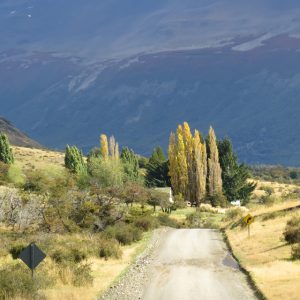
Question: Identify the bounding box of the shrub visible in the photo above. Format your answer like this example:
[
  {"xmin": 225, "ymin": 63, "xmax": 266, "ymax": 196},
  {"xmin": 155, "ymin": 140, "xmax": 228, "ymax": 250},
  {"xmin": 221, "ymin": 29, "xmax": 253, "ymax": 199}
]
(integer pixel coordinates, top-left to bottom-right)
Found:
[
  {"xmin": 291, "ymin": 243, "xmax": 300, "ymax": 260},
  {"xmin": 0, "ymin": 263, "xmax": 53, "ymax": 299},
  {"xmin": 50, "ymin": 247, "xmax": 87, "ymax": 264},
  {"xmin": 98, "ymin": 239, "xmax": 122, "ymax": 260},
  {"xmin": 103, "ymin": 224, "xmax": 143, "ymax": 245},
  {"xmin": 199, "ymin": 204, "xmax": 218, "ymax": 214},
  {"xmin": 72, "ymin": 263, "xmax": 93, "ymax": 287},
  {"xmin": 134, "ymin": 216, "xmax": 158, "ymax": 231},
  {"xmin": 259, "ymin": 195, "xmax": 280, "ymax": 206},
  {"xmin": 207, "ymin": 193, "xmax": 228, "ymax": 208},
  {"xmin": 224, "ymin": 207, "xmax": 244, "ymax": 221},
  {"xmin": 283, "ymin": 215, "xmax": 300, "ymax": 244},
  {"xmin": 186, "ymin": 212, "xmax": 220, "ymax": 229},
  {"xmin": 157, "ymin": 213, "xmax": 180, "ymax": 228},
  {"xmin": 260, "ymin": 186, "xmax": 274, "ymax": 195},
  {"xmin": 9, "ymin": 244, "xmax": 26, "ymax": 259}
]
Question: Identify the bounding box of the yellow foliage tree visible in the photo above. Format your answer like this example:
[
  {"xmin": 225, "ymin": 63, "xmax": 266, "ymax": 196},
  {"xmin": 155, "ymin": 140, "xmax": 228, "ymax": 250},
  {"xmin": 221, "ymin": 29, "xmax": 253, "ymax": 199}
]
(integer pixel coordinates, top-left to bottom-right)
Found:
[{"xmin": 100, "ymin": 134, "xmax": 109, "ymax": 159}]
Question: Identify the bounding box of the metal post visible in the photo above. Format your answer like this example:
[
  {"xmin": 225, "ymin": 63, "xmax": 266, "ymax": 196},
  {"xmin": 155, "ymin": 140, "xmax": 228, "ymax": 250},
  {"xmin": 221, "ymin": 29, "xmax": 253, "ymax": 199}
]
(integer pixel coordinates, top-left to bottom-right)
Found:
[{"xmin": 30, "ymin": 243, "xmax": 34, "ymax": 279}]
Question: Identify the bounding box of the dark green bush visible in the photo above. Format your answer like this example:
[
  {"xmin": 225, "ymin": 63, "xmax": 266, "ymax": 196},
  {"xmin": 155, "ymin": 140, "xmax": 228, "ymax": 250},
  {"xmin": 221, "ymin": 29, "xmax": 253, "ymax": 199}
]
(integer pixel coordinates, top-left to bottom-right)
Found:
[
  {"xmin": 291, "ymin": 243, "xmax": 300, "ymax": 260},
  {"xmin": 283, "ymin": 215, "xmax": 300, "ymax": 244},
  {"xmin": 98, "ymin": 239, "xmax": 122, "ymax": 259},
  {"xmin": 72, "ymin": 263, "xmax": 93, "ymax": 287},
  {"xmin": 50, "ymin": 247, "xmax": 87, "ymax": 264},
  {"xmin": 103, "ymin": 224, "xmax": 143, "ymax": 245},
  {"xmin": 9, "ymin": 244, "xmax": 26, "ymax": 259}
]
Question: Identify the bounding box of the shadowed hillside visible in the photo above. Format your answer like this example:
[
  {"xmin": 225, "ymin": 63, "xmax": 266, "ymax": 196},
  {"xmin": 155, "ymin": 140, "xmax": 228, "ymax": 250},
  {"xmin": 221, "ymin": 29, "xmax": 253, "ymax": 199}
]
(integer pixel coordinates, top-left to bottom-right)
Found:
[{"xmin": 0, "ymin": 117, "xmax": 42, "ymax": 148}]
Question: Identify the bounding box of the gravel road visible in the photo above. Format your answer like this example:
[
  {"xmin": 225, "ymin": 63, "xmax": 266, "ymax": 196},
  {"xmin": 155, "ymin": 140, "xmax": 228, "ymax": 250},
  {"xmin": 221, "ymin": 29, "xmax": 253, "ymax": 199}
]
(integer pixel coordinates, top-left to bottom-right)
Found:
[{"xmin": 102, "ymin": 228, "xmax": 257, "ymax": 300}]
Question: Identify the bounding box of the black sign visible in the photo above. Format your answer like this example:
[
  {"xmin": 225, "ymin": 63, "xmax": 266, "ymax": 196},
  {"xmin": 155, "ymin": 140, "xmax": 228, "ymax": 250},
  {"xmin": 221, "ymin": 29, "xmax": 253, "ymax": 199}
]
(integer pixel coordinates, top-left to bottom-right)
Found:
[{"xmin": 19, "ymin": 243, "xmax": 46, "ymax": 270}]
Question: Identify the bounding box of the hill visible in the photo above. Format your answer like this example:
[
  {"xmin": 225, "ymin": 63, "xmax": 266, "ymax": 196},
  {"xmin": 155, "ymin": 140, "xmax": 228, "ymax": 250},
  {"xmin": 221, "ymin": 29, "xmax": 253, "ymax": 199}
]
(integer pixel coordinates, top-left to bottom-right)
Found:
[
  {"xmin": 1, "ymin": 1, "xmax": 300, "ymax": 164},
  {"xmin": 0, "ymin": 117, "xmax": 42, "ymax": 149}
]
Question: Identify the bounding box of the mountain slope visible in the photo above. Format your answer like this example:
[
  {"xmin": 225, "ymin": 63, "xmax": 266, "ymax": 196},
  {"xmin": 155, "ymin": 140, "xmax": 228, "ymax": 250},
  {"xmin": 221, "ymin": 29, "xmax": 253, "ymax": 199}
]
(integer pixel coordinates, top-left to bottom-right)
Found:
[
  {"xmin": 1, "ymin": 1, "xmax": 300, "ymax": 165},
  {"xmin": 0, "ymin": 117, "xmax": 42, "ymax": 148}
]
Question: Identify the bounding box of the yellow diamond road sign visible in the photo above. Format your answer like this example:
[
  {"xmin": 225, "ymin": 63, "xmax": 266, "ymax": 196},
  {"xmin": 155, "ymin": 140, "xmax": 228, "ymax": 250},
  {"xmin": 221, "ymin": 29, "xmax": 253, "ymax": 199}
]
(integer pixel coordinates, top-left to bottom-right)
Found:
[{"xmin": 244, "ymin": 214, "xmax": 254, "ymax": 225}]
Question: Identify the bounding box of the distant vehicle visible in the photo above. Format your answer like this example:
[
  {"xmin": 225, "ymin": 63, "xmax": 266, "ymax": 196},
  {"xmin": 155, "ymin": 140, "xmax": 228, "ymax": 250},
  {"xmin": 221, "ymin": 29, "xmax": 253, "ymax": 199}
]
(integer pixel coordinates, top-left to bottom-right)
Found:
[{"xmin": 231, "ymin": 200, "xmax": 241, "ymax": 207}]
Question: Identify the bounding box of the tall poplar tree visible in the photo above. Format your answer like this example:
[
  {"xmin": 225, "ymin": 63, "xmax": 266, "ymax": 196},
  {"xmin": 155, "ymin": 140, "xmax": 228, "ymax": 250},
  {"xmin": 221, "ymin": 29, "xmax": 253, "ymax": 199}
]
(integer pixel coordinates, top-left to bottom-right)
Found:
[
  {"xmin": 100, "ymin": 134, "xmax": 109, "ymax": 159},
  {"xmin": 168, "ymin": 132, "xmax": 179, "ymax": 194},
  {"xmin": 182, "ymin": 122, "xmax": 194, "ymax": 202},
  {"xmin": 193, "ymin": 130, "xmax": 207, "ymax": 206},
  {"xmin": 176, "ymin": 125, "xmax": 188, "ymax": 198},
  {"xmin": 206, "ymin": 127, "xmax": 223, "ymax": 201},
  {"xmin": 0, "ymin": 133, "xmax": 14, "ymax": 164}
]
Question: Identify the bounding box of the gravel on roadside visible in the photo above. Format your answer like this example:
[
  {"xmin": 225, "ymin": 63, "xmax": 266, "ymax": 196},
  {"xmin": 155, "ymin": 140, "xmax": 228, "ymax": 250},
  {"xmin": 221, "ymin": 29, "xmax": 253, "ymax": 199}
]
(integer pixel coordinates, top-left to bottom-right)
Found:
[{"xmin": 99, "ymin": 228, "xmax": 168, "ymax": 300}]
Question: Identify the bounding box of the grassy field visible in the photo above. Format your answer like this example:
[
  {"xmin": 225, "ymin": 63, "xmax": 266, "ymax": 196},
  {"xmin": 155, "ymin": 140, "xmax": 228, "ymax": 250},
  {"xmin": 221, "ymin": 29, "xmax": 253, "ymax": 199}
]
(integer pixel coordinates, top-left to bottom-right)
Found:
[
  {"xmin": 12, "ymin": 146, "xmax": 65, "ymax": 176},
  {"xmin": 226, "ymin": 200, "xmax": 300, "ymax": 300}
]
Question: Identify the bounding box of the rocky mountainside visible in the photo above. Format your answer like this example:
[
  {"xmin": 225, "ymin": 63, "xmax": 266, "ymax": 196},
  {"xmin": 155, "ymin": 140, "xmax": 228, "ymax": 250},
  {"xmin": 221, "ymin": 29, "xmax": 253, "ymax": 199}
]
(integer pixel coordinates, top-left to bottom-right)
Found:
[{"xmin": 0, "ymin": 117, "xmax": 42, "ymax": 148}]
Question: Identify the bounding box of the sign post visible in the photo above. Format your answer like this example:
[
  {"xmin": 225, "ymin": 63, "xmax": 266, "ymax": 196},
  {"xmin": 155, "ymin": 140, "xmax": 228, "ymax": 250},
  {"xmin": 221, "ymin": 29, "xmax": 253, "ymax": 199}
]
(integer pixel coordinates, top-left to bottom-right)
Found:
[
  {"xmin": 243, "ymin": 214, "xmax": 254, "ymax": 238},
  {"xmin": 19, "ymin": 243, "xmax": 46, "ymax": 279}
]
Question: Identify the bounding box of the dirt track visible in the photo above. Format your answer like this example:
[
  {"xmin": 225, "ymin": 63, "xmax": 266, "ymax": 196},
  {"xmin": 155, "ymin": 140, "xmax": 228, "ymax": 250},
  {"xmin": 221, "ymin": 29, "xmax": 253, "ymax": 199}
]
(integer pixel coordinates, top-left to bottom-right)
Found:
[{"xmin": 142, "ymin": 229, "xmax": 256, "ymax": 300}]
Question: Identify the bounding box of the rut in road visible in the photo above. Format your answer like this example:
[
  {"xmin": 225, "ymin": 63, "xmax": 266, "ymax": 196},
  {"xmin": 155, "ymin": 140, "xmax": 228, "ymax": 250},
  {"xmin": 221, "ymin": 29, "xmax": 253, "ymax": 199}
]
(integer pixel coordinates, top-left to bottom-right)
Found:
[{"xmin": 142, "ymin": 229, "xmax": 256, "ymax": 300}]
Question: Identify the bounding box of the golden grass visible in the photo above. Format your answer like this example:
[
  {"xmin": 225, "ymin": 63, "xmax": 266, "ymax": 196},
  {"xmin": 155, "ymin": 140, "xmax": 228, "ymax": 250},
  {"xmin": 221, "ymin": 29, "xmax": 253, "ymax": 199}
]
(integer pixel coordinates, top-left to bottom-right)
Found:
[
  {"xmin": 39, "ymin": 232, "xmax": 152, "ymax": 300},
  {"xmin": 251, "ymin": 179, "xmax": 299, "ymax": 198},
  {"xmin": 226, "ymin": 201, "xmax": 300, "ymax": 300},
  {"xmin": 12, "ymin": 146, "xmax": 65, "ymax": 175}
]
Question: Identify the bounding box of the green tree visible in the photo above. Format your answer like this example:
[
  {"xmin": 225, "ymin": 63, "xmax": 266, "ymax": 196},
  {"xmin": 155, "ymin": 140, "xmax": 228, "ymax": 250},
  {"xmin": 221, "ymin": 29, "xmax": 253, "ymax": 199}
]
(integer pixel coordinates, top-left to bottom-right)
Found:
[
  {"xmin": 146, "ymin": 147, "xmax": 170, "ymax": 187},
  {"xmin": 121, "ymin": 147, "xmax": 139, "ymax": 181},
  {"xmin": 218, "ymin": 138, "xmax": 256, "ymax": 204},
  {"xmin": 0, "ymin": 133, "xmax": 14, "ymax": 164},
  {"xmin": 64, "ymin": 145, "xmax": 86, "ymax": 174}
]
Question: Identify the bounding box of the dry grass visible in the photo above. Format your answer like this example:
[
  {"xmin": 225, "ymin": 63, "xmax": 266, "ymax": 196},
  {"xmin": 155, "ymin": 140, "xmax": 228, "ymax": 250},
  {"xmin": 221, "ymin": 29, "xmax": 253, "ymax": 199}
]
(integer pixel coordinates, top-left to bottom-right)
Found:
[
  {"xmin": 251, "ymin": 179, "xmax": 299, "ymax": 198},
  {"xmin": 226, "ymin": 200, "xmax": 300, "ymax": 300},
  {"xmin": 12, "ymin": 146, "xmax": 65, "ymax": 175}
]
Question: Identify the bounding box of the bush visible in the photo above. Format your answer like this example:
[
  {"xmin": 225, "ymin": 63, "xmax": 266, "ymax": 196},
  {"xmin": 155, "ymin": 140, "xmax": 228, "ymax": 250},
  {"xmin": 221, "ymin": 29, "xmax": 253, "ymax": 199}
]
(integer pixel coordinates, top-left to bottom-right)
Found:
[
  {"xmin": 199, "ymin": 204, "xmax": 218, "ymax": 214},
  {"xmin": 50, "ymin": 247, "xmax": 87, "ymax": 264},
  {"xmin": 72, "ymin": 263, "xmax": 93, "ymax": 287},
  {"xmin": 157, "ymin": 213, "xmax": 180, "ymax": 228},
  {"xmin": 260, "ymin": 186, "xmax": 274, "ymax": 195},
  {"xmin": 9, "ymin": 244, "xmax": 26, "ymax": 259},
  {"xmin": 224, "ymin": 207, "xmax": 244, "ymax": 221},
  {"xmin": 207, "ymin": 193, "xmax": 228, "ymax": 208},
  {"xmin": 259, "ymin": 195, "xmax": 280, "ymax": 206},
  {"xmin": 291, "ymin": 243, "xmax": 300, "ymax": 260},
  {"xmin": 0, "ymin": 263, "xmax": 53, "ymax": 299},
  {"xmin": 283, "ymin": 215, "xmax": 300, "ymax": 244},
  {"xmin": 98, "ymin": 239, "xmax": 122, "ymax": 260},
  {"xmin": 103, "ymin": 224, "xmax": 143, "ymax": 245},
  {"xmin": 186, "ymin": 211, "xmax": 220, "ymax": 229},
  {"xmin": 134, "ymin": 216, "xmax": 158, "ymax": 231}
]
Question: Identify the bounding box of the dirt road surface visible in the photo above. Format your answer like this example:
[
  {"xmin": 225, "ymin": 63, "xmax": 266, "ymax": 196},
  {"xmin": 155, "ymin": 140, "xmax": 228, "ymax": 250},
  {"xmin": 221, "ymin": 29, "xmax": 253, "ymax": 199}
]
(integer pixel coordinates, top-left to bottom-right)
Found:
[{"xmin": 142, "ymin": 229, "xmax": 256, "ymax": 300}]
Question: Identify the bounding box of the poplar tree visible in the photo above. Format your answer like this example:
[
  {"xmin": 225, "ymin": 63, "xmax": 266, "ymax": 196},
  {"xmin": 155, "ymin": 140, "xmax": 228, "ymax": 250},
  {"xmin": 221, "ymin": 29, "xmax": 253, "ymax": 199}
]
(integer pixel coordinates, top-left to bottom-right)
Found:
[
  {"xmin": 176, "ymin": 125, "xmax": 188, "ymax": 198},
  {"xmin": 182, "ymin": 122, "xmax": 194, "ymax": 202},
  {"xmin": 168, "ymin": 132, "xmax": 179, "ymax": 194},
  {"xmin": 0, "ymin": 133, "xmax": 14, "ymax": 164},
  {"xmin": 100, "ymin": 134, "xmax": 109, "ymax": 159},
  {"xmin": 206, "ymin": 126, "xmax": 223, "ymax": 205},
  {"xmin": 109, "ymin": 136, "xmax": 116, "ymax": 158},
  {"xmin": 193, "ymin": 130, "xmax": 207, "ymax": 206}
]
